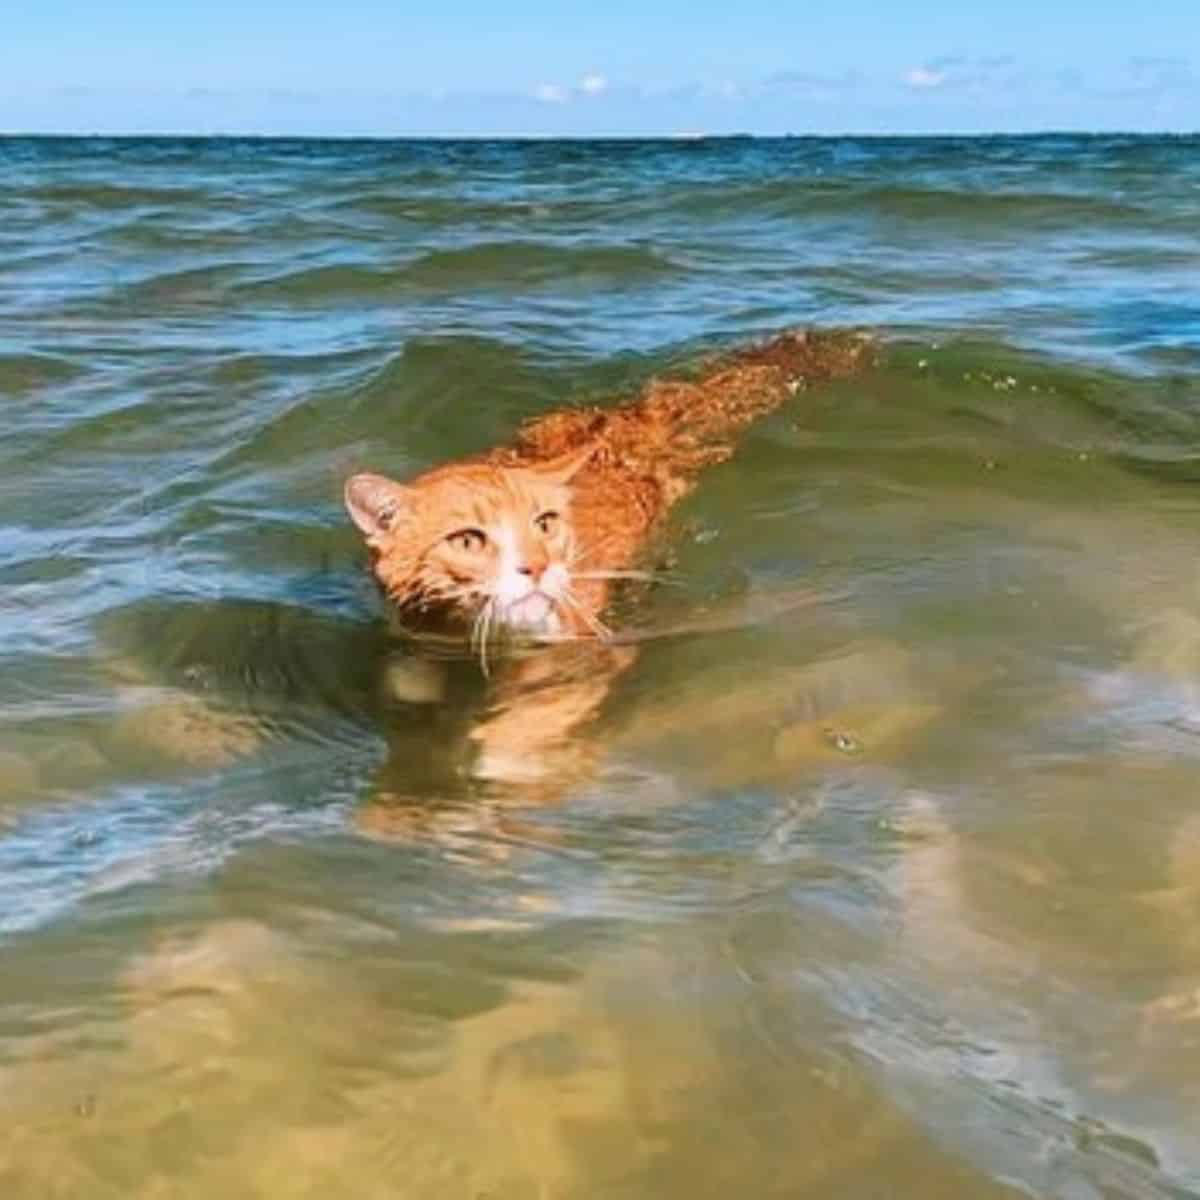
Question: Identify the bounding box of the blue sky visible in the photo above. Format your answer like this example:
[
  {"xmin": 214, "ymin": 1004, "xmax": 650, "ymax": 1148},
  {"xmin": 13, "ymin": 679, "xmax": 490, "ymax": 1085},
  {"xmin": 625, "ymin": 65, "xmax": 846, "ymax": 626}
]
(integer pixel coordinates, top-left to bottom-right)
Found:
[{"xmin": 3, "ymin": 0, "xmax": 1197, "ymax": 136}]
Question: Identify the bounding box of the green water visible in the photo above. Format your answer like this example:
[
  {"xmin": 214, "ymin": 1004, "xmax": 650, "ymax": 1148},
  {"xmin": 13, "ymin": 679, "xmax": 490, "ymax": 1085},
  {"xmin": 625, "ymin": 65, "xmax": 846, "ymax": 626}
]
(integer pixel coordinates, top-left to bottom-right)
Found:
[{"xmin": 2, "ymin": 136, "xmax": 1200, "ymax": 1197}]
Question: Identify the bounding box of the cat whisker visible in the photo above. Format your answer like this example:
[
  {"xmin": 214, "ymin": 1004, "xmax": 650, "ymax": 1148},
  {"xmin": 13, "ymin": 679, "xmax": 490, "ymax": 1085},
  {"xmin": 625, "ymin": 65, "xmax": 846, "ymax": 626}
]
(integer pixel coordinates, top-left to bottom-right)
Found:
[
  {"xmin": 572, "ymin": 568, "xmax": 676, "ymax": 585},
  {"xmin": 471, "ymin": 597, "xmax": 496, "ymax": 678},
  {"xmin": 472, "ymin": 606, "xmax": 487, "ymax": 675},
  {"xmin": 580, "ymin": 608, "xmax": 615, "ymax": 643},
  {"xmin": 568, "ymin": 539, "xmax": 605, "ymax": 568},
  {"xmin": 560, "ymin": 587, "xmax": 613, "ymax": 643},
  {"xmin": 483, "ymin": 600, "xmax": 500, "ymax": 676}
]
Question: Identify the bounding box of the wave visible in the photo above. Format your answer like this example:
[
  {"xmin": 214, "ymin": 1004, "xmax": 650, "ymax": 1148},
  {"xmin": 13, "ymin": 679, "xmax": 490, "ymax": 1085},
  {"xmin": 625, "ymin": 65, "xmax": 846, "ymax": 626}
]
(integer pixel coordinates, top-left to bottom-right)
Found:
[
  {"xmin": 98, "ymin": 263, "xmax": 251, "ymax": 310},
  {"xmin": 8, "ymin": 182, "xmax": 216, "ymax": 210},
  {"xmin": 0, "ymin": 352, "xmax": 85, "ymax": 394},
  {"xmin": 655, "ymin": 178, "xmax": 1157, "ymax": 228},
  {"xmin": 211, "ymin": 334, "xmax": 551, "ymax": 475},
  {"xmin": 331, "ymin": 191, "xmax": 618, "ymax": 229},
  {"xmin": 239, "ymin": 240, "xmax": 679, "ymax": 304}
]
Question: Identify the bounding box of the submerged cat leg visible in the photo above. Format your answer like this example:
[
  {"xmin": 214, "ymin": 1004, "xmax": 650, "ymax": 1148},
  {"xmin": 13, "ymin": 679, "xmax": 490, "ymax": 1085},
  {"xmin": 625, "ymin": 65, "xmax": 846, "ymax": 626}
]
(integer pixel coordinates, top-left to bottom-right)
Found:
[{"xmin": 468, "ymin": 643, "xmax": 638, "ymax": 791}]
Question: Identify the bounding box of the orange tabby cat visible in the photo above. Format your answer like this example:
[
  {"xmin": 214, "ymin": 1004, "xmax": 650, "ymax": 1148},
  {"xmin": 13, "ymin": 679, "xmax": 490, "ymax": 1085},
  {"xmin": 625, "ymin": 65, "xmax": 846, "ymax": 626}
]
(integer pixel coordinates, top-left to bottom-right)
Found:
[{"xmin": 346, "ymin": 328, "xmax": 873, "ymax": 785}]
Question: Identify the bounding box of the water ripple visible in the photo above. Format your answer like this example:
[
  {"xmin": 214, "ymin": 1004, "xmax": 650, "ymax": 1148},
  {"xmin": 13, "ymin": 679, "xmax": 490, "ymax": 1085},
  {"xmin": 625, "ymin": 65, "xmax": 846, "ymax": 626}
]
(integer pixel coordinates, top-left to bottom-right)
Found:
[{"xmin": 2, "ymin": 133, "xmax": 1200, "ymax": 1197}]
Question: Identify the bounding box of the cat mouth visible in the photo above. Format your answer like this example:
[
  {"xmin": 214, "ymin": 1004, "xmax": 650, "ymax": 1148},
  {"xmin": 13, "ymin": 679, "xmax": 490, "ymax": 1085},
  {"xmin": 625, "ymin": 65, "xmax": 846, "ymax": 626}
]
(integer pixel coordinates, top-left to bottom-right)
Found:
[{"xmin": 503, "ymin": 591, "xmax": 558, "ymax": 630}]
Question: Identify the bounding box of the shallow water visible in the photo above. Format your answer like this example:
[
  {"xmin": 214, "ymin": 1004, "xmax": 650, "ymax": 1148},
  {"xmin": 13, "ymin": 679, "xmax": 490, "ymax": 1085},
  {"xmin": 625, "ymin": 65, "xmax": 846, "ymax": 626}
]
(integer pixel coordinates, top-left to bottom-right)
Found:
[{"xmin": 2, "ymin": 134, "xmax": 1200, "ymax": 1197}]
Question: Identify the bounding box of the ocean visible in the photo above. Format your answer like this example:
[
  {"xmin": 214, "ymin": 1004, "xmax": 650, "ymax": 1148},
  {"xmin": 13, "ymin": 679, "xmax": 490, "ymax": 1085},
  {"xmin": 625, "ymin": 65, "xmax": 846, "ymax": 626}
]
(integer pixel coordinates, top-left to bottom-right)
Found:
[{"xmin": 1, "ymin": 134, "xmax": 1199, "ymax": 1197}]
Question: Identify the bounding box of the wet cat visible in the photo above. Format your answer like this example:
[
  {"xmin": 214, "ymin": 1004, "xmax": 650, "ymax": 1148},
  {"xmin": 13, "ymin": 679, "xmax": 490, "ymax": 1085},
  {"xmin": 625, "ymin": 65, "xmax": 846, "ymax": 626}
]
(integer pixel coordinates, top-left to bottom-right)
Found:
[{"xmin": 345, "ymin": 328, "xmax": 874, "ymax": 785}]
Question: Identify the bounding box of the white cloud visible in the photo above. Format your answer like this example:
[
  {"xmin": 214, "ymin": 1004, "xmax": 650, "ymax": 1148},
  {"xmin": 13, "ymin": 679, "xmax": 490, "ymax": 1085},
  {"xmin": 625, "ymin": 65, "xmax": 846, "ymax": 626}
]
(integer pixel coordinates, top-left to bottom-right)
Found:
[
  {"xmin": 904, "ymin": 66, "xmax": 945, "ymax": 89},
  {"xmin": 533, "ymin": 82, "xmax": 568, "ymax": 104},
  {"xmin": 580, "ymin": 73, "xmax": 608, "ymax": 96}
]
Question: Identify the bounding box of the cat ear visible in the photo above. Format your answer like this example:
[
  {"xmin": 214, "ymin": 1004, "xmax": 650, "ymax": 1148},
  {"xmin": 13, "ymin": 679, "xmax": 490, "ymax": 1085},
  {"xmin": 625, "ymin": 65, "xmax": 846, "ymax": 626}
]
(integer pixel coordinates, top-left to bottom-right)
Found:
[
  {"xmin": 344, "ymin": 473, "xmax": 413, "ymax": 540},
  {"xmin": 529, "ymin": 441, "xmax": 598, "ymax": 486}
]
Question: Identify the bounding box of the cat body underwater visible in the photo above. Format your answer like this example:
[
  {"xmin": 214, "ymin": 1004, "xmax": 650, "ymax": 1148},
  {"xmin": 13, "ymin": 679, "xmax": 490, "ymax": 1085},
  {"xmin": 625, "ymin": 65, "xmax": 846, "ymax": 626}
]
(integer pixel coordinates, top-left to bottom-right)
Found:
[{"xmin": 344, "ymin": 328, "xmax": 874, "ymax": 788}]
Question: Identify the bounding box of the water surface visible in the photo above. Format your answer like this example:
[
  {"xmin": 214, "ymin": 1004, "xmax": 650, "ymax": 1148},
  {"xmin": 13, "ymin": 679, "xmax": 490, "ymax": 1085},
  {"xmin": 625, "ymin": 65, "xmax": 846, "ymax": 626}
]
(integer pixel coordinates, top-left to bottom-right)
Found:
[{"xmin": 2, "ymin": 135, "xmax": 1200, "ymax": 1197}]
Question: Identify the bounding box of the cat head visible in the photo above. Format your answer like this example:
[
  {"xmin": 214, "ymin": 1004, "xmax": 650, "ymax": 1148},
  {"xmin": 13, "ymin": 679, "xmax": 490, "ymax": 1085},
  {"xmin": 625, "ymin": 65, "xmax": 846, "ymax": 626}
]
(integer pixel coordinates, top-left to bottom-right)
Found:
[{"xmin": 344, "ymin": 444, "xmax": 596, "ymax": 640}]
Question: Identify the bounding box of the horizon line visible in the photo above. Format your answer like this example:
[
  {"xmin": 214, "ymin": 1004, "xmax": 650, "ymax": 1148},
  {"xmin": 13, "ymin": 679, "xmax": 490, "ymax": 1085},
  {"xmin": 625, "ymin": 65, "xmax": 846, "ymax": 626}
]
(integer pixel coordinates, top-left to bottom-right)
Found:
[{"xmin": 2, "ymin": 127, "xmax": 1198, "ymax": 141}]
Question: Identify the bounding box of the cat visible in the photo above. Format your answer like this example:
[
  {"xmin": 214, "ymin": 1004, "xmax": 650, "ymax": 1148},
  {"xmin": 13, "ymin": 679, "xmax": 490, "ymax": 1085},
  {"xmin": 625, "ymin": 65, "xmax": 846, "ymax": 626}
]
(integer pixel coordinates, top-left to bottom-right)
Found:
[
  {"xmin": 346, "ymin": 329, "xmax": 873, "ymax": 645},
  {"xmin": 345, "ymin": 328, "xmax": 874, "ymax": 787}
]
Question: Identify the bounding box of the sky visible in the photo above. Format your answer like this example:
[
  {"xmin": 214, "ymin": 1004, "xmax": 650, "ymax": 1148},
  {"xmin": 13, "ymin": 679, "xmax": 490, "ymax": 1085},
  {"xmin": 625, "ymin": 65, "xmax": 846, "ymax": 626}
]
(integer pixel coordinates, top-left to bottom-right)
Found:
[{"xmin": 2, "ymin": 0, "xmax": 1198, "ymax": 136}]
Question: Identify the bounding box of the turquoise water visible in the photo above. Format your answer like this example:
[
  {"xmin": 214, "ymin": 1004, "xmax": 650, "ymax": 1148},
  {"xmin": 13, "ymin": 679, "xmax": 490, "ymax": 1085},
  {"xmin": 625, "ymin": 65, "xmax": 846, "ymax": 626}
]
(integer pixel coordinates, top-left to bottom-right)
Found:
[{"xmin": 2, "ymin": 135, "xmax": 1200, "ymax": 1197}]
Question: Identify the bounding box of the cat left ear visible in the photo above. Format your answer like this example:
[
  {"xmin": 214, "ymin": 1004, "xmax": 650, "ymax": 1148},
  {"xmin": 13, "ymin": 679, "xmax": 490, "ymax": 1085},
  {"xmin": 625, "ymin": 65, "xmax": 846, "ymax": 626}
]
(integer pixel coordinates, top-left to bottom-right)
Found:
[
  {"xmin": 530, "ymin": 441, "xmax": 598, "ymax": 486},
  {"xmin": 344, "ymin": 473, "xmax": 413, "ymax": 541}
]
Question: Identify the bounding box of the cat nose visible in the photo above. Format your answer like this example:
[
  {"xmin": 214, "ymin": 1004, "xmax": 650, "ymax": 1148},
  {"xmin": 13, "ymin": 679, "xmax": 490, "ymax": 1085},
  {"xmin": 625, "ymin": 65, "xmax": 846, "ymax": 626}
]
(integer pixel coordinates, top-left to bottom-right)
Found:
[
  {"xmin": 517, "ymin": 555, "xmax": 547, "ymax": 581},
  {"xmin": 515, "ymin": 543, "xmax": 549, "ymax": 581}
]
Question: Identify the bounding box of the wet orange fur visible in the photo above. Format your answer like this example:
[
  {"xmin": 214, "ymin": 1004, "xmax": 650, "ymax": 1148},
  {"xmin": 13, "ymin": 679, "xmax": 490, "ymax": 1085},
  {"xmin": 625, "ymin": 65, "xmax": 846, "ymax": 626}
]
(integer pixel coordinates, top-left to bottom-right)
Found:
[{"xmin": 347, "ymin": 328, "xmax": 873, "ymax": 643}]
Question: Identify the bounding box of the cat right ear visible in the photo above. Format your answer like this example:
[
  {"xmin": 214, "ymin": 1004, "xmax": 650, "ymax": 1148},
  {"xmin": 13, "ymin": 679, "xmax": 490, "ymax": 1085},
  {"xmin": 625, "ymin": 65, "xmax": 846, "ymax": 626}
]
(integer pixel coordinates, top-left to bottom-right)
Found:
[
  {"xmin": 530, "ymin": 440, "xmax": 598, "ymax": 486},
  {"xmin": 344, "ymin": 473, "xmax": 412, "ymax": 541}
]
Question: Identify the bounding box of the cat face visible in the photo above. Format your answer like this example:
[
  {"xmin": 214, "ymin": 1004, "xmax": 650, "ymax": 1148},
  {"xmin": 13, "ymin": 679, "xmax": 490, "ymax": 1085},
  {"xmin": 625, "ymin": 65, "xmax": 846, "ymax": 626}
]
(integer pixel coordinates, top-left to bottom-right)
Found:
[{"xmin": 345, "ymin": 447, "xmax": 594, "ymax": 640}]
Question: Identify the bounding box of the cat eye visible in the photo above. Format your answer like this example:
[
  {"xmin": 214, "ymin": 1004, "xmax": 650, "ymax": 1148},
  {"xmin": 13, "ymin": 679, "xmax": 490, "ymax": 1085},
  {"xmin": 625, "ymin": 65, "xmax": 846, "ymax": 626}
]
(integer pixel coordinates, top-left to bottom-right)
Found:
[
  {"xmin": 446, "ymin": 527, "xmax": 487, "ymax": 553},
  {"xmin": 534, "ymin": 510, "xmax": 560, "ymax": 536}
]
